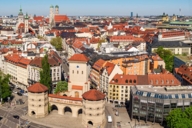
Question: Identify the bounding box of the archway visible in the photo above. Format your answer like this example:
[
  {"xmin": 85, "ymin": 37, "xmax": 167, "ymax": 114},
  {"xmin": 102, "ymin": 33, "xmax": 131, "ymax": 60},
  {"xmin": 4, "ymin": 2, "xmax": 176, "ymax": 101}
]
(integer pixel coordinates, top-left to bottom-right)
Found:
[
  {"xmin": 51, "ymin": 105, "xmax": 58, "ymax": 113},
  {"xmin": 88, "ymin": 121, "xmax": 93, "ymax": 127},
  {"xmin": 31, "ymin": 111, "xmax": 35, "ymax": 115},
  {"xmin": 75, "ymin": 91, "xmax": 79, "ymax": 98},
  {"xmin": 63, "ymin": 94, "xmax": 67, "ymax": 96},
  {"xmin": 64, "ymin": 106, "xmax": 72, "ymax": 116},
  {"xmin": 78, "ymin": 109, "xmax": 83, "ymax": 117}
]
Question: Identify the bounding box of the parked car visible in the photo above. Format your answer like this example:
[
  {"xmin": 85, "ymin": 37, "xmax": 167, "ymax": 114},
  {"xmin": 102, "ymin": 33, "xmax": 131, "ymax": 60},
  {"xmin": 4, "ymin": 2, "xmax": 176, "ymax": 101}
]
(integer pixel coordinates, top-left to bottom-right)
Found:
[
  {"xmin": 13, "ymin": 115, "xmax": 19, "ymax": 119},
  {"xmin": 108, "ymin": 116, "xmax": 112, "ymax": 123},
  {"xmin": 17, "ymin": 92, "xmax": 22, "ymax": 96}
]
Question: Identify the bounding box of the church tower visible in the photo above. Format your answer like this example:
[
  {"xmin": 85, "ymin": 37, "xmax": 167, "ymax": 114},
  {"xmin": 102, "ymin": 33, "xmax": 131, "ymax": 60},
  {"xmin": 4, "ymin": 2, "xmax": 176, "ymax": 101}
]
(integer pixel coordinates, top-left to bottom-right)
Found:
[
  {"xmin": 18, "ymin": 6, "xmax": 24, "ymax": 24},
  {"xmin": 49, "ymin": 5, "xmax": 54, "ymax": 27},
  {"xmin": 24, "ymin": 13, "xmax": 29, "ymax": 33},
  {"xmin": 55, "ymin": 5, "xmax": 59, "ymax": 15}
]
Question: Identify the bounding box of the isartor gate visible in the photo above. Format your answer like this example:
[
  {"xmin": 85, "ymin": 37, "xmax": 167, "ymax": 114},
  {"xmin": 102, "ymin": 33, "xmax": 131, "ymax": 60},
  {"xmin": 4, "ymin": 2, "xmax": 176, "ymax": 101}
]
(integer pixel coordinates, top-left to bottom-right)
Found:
[{"xmin": 48, "ymin": 94, "xmax": 83, "ymax": 117}]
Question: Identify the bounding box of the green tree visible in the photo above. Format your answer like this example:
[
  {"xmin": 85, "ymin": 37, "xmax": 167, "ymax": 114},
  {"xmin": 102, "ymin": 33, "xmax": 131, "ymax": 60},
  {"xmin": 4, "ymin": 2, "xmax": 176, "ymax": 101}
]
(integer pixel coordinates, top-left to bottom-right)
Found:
[
  {"xmin": 97, "ymin": 39, "xmax": 106, "ymax": 49},
  {"xmin": 40, "ymin": 54, "xmax": 51, "ymax": 92},
  {"xmin": 50, "ymin": 37, "xmax": 63, "ymax": 51},
  {"xmin": 54, "ymin": 81, "xmax": 68, "ymax": 94},
  {"xmin": 154, "ymin": 46, "xmax": 174, "ymax": 72},
  {"xmin": 0, "ymin": 72, "xmax": 11, "ymax": 101},
  {"xmin": 166, "ymin": 107, "xmax": 192, "ymax": 128}
]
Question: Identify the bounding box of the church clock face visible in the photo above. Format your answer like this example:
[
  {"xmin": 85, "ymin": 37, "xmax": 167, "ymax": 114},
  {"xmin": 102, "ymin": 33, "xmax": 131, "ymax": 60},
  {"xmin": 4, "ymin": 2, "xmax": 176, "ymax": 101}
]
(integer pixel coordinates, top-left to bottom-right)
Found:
[{"xmin": 76, "ymin": 65, "xmax": 79, "ymax": 68}]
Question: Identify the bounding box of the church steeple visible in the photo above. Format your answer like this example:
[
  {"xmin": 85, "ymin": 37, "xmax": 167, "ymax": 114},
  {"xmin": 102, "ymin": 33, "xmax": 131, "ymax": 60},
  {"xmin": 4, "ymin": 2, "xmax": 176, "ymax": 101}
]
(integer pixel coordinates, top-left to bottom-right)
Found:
[{"xmin": 19, "ymin": 5, "xmax": 23, "ymax": 15}]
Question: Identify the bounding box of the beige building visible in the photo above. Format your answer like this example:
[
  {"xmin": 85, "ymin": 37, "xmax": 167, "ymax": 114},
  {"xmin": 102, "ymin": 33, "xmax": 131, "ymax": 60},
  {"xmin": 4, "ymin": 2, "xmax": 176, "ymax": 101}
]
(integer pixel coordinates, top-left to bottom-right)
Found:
[
  {"xmin": 100, "ymin": 62, "xmax": 123, "ymax": 93},
  {"xmin": 82, "ymin": 89, "xmax": 105, "ymax": 128},
  {"xmin": 17, "ymin": 58, "xmax": 31, "ymax": 91},
  {"xmin": 68, "ymin": 54, "xmax": 91, "ymax": 98},
  {"xmin": 27, "ymin": 82, "xmax": 49, "ymax": 118},
  {"xmin": 108, "ymin": 74, "xmax": 181, "ymax": 105},
  {"xmin": 28, "ymin": 52, "xmax": 62, "ymax": 88}
]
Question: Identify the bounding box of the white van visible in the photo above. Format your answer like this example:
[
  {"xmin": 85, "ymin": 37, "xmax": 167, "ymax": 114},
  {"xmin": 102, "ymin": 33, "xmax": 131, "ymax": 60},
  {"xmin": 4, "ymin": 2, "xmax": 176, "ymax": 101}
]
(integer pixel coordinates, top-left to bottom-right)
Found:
[{"xmin": 108, "ymin": 116, "xmax": 112, "ymax": 123}]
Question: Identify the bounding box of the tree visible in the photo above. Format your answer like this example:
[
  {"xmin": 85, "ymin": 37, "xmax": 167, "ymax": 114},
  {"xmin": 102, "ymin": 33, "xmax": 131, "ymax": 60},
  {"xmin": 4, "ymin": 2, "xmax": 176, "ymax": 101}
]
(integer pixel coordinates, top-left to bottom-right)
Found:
[
  {"xmin": 166, "ymin": 107, "xmax": 192, "ymax": 128},
  {"xmin": 97, "ymin": 39, "xmax": 106, "ymax": 49},
  {"xmin": 40, "ymin": 54, "xmax": 51, "ymax": 92},
  {"xmin": 50, "ymin": 37, "xmax": 63, "ymax": 51},
  {"xmin": 0, "ymin": 71, "xmax": 11, "ymax": 101},
  {"xmin": 154, "ymin": 46, "xmax": 174, "ymax": 72},
  {"xmin": 54, "ymin": 81, "xmax": 68, "ymax": 94}
]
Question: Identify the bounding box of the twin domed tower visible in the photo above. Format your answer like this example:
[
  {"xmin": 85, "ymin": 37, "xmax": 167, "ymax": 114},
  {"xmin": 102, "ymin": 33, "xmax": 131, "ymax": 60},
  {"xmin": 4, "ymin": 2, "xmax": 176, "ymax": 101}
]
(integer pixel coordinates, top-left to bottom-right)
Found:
[{"xmin": 49, "ymin": 5, "xmax": 59, "ymax": 27}]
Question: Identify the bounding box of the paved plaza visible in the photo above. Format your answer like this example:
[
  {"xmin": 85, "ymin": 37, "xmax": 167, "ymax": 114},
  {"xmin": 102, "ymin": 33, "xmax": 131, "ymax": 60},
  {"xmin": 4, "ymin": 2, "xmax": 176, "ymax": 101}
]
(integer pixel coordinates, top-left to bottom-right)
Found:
[{"xmin": 24, "ymin": 110, "xmax": 85, "ymax": 128}]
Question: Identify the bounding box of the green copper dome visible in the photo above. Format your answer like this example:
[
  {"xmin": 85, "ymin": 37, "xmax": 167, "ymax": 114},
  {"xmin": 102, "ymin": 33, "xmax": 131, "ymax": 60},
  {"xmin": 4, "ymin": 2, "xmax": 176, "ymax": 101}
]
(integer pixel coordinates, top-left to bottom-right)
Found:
[
  {"xmin": 50, "ymin": 5, "xmax": 54, "ymax": 8},
  {"xmin": 25, "ymin": 13, "xmax": 28, "ymax": 19},
  {"xmin": 55, "ymin": 5, "xmax": 59, "ymax": 8}
]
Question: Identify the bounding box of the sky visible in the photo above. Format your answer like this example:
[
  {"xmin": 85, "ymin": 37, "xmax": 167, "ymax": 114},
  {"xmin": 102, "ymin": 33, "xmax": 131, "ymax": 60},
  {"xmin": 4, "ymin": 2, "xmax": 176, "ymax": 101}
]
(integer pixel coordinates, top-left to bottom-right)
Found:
[{"xmin": 0, "ymin": 0, "xmax": 191, "ymax": 16}]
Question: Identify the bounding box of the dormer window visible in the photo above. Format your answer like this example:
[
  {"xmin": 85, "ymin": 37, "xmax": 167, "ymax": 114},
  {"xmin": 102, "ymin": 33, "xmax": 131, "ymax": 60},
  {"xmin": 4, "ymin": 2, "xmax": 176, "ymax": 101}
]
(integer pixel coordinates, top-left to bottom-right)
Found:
[
  {"xmin": 162, "ymin": 80, "xmax": 164, "ymax": 84},
  {"xmin": 129, "ymin": 80, "xmax": 132, "ymax": 83},
  {"xmin": 133, "ymin": 80, "xmax": 136, "ymax": 83},
  {"xmin": 125, "ymin": 79, "xmax": 128, "ymax": 83},
  {"xmin": 172, "ymin": 80, "xmax": 174, "ymax": 84}
]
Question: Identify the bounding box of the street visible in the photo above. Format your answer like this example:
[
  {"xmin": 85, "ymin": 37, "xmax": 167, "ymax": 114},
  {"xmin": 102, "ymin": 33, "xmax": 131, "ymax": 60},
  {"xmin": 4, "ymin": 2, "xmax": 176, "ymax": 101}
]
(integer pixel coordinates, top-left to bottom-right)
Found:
[
  {"xmin": 0, "ymin": 87, "xmax": 51, "ymax": 128},
  {"xmin": 61, "ymin": 55, "xmax": 69, "ymax": 80}
]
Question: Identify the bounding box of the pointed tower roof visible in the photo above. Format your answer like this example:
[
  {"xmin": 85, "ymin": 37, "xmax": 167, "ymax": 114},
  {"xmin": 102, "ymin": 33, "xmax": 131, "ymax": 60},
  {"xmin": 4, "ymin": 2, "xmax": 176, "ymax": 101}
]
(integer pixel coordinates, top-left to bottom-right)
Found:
[
  {"xmin": 18, "ymin": 5, "xmax": 23, "ymax": 15},
  {"xmin": 27, "ymin": 82, "xmax": 48, "ymax": 93}
]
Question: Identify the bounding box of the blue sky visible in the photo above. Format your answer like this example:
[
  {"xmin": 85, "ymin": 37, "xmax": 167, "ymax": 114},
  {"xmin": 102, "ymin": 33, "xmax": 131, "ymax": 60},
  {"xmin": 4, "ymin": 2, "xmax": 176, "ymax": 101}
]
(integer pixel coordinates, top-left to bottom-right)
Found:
[{"xmin": 0, "ymin": 0, "xmax": 191, "ymax": 16}]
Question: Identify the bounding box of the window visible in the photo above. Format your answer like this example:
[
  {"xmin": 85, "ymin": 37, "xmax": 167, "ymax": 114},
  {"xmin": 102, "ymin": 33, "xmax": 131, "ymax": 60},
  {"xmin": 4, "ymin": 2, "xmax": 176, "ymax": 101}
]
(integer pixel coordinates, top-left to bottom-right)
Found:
[
  {"xmin": 77, "ymin": 71, "xmax": 79, "ymax": 74},
  {"xmin": 39, "ymin": 105, "xmax": 41, "ymax": 107},
  {"xmin": 39, "ymin": 99, "xmax": 41, "ymax": 101},
  {"xmin": 97, "ymin": 113, "xmax": 99, "ymax": 116},
  {"xmin": 97, "ymin": 108, "xmax": 99, "ymax": 110},
  {"xmin": 72, "ymin": 70, "xmax": 74, "ymax": 74},
  {"xmin": 82, "ymin": 71, "xmax": 83, "ymax": 74}
]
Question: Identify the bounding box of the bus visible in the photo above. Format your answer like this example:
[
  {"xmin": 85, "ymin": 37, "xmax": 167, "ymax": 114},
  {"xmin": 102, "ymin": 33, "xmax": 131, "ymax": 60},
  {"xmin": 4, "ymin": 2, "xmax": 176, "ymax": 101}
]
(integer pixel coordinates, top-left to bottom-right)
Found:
[{"xmin": 108, "ymin": 116, "xmax": 112, "ymax": 123}]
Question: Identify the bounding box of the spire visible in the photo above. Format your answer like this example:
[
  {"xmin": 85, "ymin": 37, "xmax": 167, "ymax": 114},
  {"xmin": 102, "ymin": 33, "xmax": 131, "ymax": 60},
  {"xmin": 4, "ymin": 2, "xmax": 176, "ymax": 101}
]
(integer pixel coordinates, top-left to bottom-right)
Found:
[{"xmin": 20, "ymin": 5, "xmax": 22, "ymax": 12}]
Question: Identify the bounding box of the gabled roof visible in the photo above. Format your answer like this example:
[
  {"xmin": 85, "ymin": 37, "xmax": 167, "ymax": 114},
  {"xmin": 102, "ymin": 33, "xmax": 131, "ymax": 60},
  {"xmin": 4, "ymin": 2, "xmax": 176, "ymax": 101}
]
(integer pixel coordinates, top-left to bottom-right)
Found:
[
  {"xmin": 103, "ymin": 62, "xmax": 115, "ymax": 75},
  {"xmin": 27, "ymin": 82, "xmax": 48, "ymax": 93},
  {"xmin": 68, "ymin": 54, "xmax": 89, "ymax": 62},
  {"xmin": 92, "ymin": 59, "xmax": 106, "ymax": 71},
  {"xmin": 54, "ymin": 15, "xmax": 69, "ymax": 23},
  {"xmin": 82, "ymin": 89, "xmax": 105, "ymax": 101}
]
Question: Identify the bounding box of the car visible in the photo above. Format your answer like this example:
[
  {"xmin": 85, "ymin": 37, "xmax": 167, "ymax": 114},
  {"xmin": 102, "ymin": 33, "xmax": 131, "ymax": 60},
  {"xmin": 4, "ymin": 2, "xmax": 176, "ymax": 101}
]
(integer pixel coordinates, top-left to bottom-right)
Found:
[
  {"xmin": 13, "ymin": 115, "xmax": 19, "ymax": 119},
  {"xmin": 108, "ymin": 116, "xmax": 112, "ymax": 123},
  {"xmin": 17, "ymin": 92, "xmax": 22, "ymax": 96},
  {"xmin": 13, "ymin": 91, "xmax": 17, "ymax": 94},
  {"xmin": 16, "ymin": 87, "xmax": 21, "ymax": 90}
]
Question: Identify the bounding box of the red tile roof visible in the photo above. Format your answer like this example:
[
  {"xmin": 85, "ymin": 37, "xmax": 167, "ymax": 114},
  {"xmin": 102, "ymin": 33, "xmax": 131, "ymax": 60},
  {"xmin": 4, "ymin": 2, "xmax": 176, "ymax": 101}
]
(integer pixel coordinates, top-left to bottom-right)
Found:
[
  {"xmin": 33, "ymin": 16, "xmax": 44, "ymax": 22},
  {"xmin": 72, "ymin": 85, "xmax": 83, "ymax": 90},
  {"xmin": 175, "ymin": 65, "xmax": 192, "ymax": 84},
  {"xmin": 103, "ymin": 62, "xmax": 115, "ymax": 75},
  {"xmin": 82, "ymin": 89, "xmax": 105, "ymax": 101},
  {"xmin": 27, "ymin": 82, "xmax": 48, "ymax": 93},
  {"xmin": 49, "ymin": 94, "xmax": 82, "ymax": 101},
  {"xmin": 109, "ymin": 74, "xmax": 180, "ymax": 86},
  {"xmin": 68, "ymin": 54, "xmax": 89, "ymax": 62},
  {"xmin": 92, "ymin": 59, "xmax": 106, "ymax": 71},
  {"xmin": 110, "ymin": 35, "xmax": 134, "ymax": 42},
  {"xmin": 54, "ymin": 15, "xmax": 69, "ymax": 23}
]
